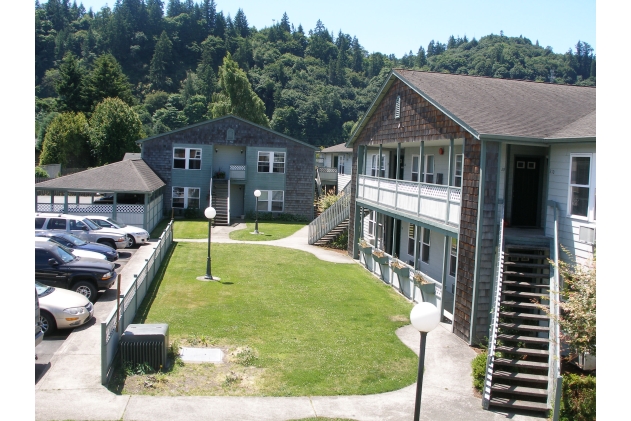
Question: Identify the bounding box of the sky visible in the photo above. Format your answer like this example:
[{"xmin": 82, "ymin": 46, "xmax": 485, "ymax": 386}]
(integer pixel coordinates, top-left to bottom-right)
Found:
[{"xmin": 74, "ymin": 0, "xmax": 596, "ymax": 57}]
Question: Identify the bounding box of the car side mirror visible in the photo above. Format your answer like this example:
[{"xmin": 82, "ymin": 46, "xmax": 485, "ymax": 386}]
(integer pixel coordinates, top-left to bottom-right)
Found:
[
  {"xmin": 83, "ymin": 226, "xmax": 89, "ymax": 231},
  {"xmin": 48, "ymin": 258, "xmax": 58, "ymax": 266}
]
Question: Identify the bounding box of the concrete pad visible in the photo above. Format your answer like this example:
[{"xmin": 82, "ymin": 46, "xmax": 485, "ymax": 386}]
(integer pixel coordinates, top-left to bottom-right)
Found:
[
  {"xmin": 35, "ymin": 389, "xmax": 129, "ymax": 421},
  {"xmin": 36, "ymin": 353, "xmax": 102, "ymax": 390},
  {"xmin": 124, "ymin": 395, "xmax": 316, "ymax": 421}
]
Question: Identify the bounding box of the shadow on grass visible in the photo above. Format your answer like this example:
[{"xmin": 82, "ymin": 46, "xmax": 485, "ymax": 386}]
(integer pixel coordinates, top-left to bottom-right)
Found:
[{"xmin": 133, "ymin": 241, "xmax": 177, "ymax": 324}]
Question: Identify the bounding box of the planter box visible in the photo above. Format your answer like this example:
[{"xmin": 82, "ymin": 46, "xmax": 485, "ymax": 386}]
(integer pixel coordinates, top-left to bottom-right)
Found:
[
  {"xmin": 392, "ymin": 265, "xmax": 409, "ymax": 279},
  {"xmin": 372, "ymin": 254, "xmax": 389, "ymax": 265},
  {"xmin": 418, "ymin": 282, "xmax": 436, "ymax": 295},
  {"xmin": 358, "ymin": 244, "xmax": 373, "ymax": 254}
]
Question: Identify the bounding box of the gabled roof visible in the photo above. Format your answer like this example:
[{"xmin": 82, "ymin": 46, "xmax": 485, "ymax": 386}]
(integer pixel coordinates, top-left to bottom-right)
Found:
[
  {"xmin": 348, "ymin": 70, "xmax": 596, "ymax": 146},
  {"xmin": 35, "ymin": 159, "xmax": 165, "ymax": 193},
  {"xmin": 137, "ymin": 114, "xmax": 318, "ymax": 150},
  {"xmin": 321, "ymin": 143, "xmax": 353, "ymax": 153}
]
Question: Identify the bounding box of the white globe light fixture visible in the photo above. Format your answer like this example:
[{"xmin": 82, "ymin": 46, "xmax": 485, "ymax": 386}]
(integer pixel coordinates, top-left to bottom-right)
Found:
[
  {"xmin": 253, "ymin": 190, "xmax": 261, "ymax": 234},
  {"xmin": 204, "ymin": 206, "xmax": 216, "ymax": 280},
  {"xmin": 410, "ymin": 302, "xmax": 441, "ymax": 421}
]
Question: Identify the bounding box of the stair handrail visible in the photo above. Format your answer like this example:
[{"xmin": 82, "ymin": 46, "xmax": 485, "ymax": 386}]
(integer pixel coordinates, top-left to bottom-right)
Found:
[
  {"xmin": 482, "ymin": 201, "xmax": 505, "ymax": 410},
  {"xmin": 547, "ymin": 200, "xmax": 563, "ymax": 421},
  {"xmin": 308, "ymin": 182, "xmax": 351, "ymax": 245}
]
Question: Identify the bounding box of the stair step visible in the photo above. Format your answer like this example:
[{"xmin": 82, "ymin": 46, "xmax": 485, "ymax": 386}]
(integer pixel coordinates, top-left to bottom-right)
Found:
[
  {"xmin": 505, "ymin": 244, "xmax": 550, "ymax": 251},
  {"xmin": 503, "ymin": 271, "xmax": 550, "ymax": 279},
  {"xmin": 499, "ymin": 322, "xmax": 549, "ymax": 332},
  {"xmin": 504, "ymin": 252, "xmax": 548, "ymax": 259},
  {"xmin": 492, "ymin": 370, "xmax": 549, "ymax": 384},
  {"xmin": 503, "ymin": 280, "xmax": 550, "ymax": 288},
  {"xmin": 501, "ymin": 301, "xmax": 549, "ymax": 310},
  {"xmin": 494, "ymin": 358, "xmax": 549, "ymax": 370},
  {"xmin": 489, "ymin": 397, "xmax": 548, "ymax": 412},
  {"xmin": 492, "ymin": 383, "xmax": 548, "ymax": 397},
  {"xmin": 497, "ymin": 334, "xmax": 550, "ymax": 345},
  {"xmin": 503, "ymin": 290, "xmax": 549, "ymax": 299},
  {"xmin": 504, "ymin": 261, "xmax": 550, "ymax": 269},
  {"xmin": 495, "ymin": 346, "xmax": 549, "ymax": 356},
  {"xmin": 500, "ymin": 311, "xmax": 549, "ymax": 321}
]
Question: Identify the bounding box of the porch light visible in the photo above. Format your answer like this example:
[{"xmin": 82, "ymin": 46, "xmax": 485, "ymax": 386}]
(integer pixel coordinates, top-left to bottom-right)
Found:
[{"xmin": 410, "ymin": 302, "xmax": 441, "ymax": 421}]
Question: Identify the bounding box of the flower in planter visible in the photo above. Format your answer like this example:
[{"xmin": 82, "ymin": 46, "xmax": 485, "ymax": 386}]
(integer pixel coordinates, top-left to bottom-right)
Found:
[
  {"xmin": 372, "ymin": 249, "xmax": 385, "ymax": 258},
  {"xmin": 358, "ymin": 238, "xmax": 371, "ymax": 249},
  {"xmin": 413, "ymin": 272, "xmax": 430, "ymax": 285},
  {"xmin": 390, "ymin": 256, "xmax": 406, "ymax": 270},
  {"xmin": 214, "ymin": 168, "xmax": 226, "ymax": 178}
]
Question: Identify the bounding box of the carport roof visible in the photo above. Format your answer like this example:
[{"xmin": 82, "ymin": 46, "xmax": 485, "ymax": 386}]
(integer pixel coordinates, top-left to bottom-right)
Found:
[{"xmin": 35, "ymin": 159, "xmax": 165, "ymax": 193}]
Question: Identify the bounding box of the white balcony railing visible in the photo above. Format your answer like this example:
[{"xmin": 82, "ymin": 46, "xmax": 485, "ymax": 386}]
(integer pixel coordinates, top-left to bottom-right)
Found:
[
  {"xmin": 357, "ymin": 175, "xmax": 461, "ymax": 227},
  {"xmin": 229, "ymin": 165, "xmax": 246, "ymax": 180}
]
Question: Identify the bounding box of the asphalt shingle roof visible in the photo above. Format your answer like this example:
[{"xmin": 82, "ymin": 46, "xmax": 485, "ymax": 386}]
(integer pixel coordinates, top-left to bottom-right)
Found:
[
  {"xmin": 394, "ymin": 70, "xmax": 596, "ymax": 139},
  {"xmin": 321, "ymin": 143, "xmax": 353, "ymax": 153},
  {"xmin": 35, "ymin": 159, "xmax": 165, "ymax": 193}
]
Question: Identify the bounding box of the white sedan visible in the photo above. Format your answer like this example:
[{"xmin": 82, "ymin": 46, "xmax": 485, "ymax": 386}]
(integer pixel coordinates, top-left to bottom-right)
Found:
[
  {"xmin": 86, "ymin": 216, "xmax": 149, "ymax": 247},
  {"xmin": 35, "ymin": 237, "xmax": 106, "ymax": 260},
  {"xmin": 35, "ymin": 281, "xmax": 94, "ymax": 336}
]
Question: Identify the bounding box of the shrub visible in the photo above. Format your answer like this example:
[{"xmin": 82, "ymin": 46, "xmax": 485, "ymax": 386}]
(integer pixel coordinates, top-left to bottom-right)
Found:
[
  {"xmin": 35, "ymin": 166, "xmax": 49, "ymax": 178},
  {"xmin": 559, "ymin": 373, "xmax": 596, "ymax": 421},
  {"xmin": 329, "ymin": 231, "xmax": 348, "ymax": 249},
  {"xmin": 184, "ymin": 207, "xmax": 201, "ymax": 219},
  {"xmin": 245, "ymin": 211, "xmax": 309, "ymax": 222},
  {"xmin": 317, "ymin": 189, "xmax": 341, "ymax": 212},
  {"xmin": 471, "ymin": 351, "xmax": 487, "ymax": 392}
]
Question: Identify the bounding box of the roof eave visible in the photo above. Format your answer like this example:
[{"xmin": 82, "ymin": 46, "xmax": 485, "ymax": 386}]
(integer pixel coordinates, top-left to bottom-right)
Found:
[{"xmin": 479, "ymin": 133, "xmax": 596, "ymax": 144}]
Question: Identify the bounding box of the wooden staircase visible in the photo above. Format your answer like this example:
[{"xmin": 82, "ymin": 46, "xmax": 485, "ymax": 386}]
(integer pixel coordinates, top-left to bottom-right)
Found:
[
  {"xmin": 211, "ymin": 180, "xmax": 229, "ymax": 226},
  {"xmin": 487, "ymin": 244, "xmax": 551, "ymax": 415},
  {"xmin": 313, "ymin": 218, "xmax": 348, "ymax": 246}
]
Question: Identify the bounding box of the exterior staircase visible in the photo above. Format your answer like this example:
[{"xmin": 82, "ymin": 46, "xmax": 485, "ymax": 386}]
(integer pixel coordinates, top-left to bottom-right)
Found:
[
  {"xmin": 313, "ymin": 218, "xmax": 348, "ymax": 246},
  {"xmin": 211, "ymin": 180, "xmax": 229, "ymax": 226},
  {"xmin": 487, "ymin": 244, "xmax": 552, "ymax": 414}
]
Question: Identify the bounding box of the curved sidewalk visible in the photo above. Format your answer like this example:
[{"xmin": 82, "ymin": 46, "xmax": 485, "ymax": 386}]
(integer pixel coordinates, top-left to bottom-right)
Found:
[{"xmin": 35, "ymin": 224, "xmax": 543, "ymax": 421}]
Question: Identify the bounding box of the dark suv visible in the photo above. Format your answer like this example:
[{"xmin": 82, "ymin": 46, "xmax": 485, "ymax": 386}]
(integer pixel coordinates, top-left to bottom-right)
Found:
[{"xmin": 35, "ymin": 242, "xmax": 117, "ymax": 302}]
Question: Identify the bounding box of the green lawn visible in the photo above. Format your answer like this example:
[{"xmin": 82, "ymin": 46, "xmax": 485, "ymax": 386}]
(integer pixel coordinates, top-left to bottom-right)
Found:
[
  {"xmin": 228, "ymin": 221, "xmax": 306, "ymax": 241},
  {"xmin": 137, "ymin": 242, "xmax": 418, "ymax": 396}
]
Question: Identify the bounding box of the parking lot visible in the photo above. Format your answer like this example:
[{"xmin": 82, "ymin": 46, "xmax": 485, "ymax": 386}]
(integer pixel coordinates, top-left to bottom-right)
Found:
[{"xmin": 35, "ymin": 244, "xmax": 142, "ymax": 385}]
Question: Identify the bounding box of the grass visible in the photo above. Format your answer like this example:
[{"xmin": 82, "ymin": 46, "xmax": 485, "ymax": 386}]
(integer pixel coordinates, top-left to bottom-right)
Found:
[
  {"xmin": 130, "ymin": 242, "xmax": 417, "ymax": 397},
  {"xmin": 228, "ymin": 220, "xmax": 306, "ymax": 241}
]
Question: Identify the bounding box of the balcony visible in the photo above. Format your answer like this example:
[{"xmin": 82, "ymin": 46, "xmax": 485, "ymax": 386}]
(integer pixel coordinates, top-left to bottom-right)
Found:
[
  {"xmin": 316, "ymin": 167, "xmax": 338, "ymax": 184},
  {"xmin": 229, "ymin": 165, "xmax": 246, "ymax": 180},
  {"xmin": 357, "ymin": 175, "xmax": 461, "ymax": 227}
]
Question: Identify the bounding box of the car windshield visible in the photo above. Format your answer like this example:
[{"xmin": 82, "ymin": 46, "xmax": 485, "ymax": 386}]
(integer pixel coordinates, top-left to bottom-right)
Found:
[
  {"xmin": 59, "ymin": 233, "xmax": 87, "ymax": 246},
  {"xmin": 82, "ymin": 218, "xmax": 100, "ymax": 230},
  {"xmin": 107, "ymin": 217, "xmax": 127, "ymax": 228},
  {"xmin": 55, "ymin": 245, "xmax": 76, "ymax": 263},
  {"xmin": 35, "ymin": 281, "xmax": 54, "ymax": 297},
  {"xmin": 55, "ymin": 242, "xmax": 76, "ymax": 255}
]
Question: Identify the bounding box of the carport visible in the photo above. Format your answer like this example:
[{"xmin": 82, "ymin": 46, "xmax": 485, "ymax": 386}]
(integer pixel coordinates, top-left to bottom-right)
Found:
[{"xmin": 35, "ymin": 159, "xmax": 166, "ymax": 232}]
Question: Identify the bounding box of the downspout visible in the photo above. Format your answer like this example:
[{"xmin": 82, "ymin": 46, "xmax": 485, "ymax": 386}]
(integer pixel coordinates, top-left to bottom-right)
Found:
[
  {"xmin": 469, "ymin": 138, "xmax": 486, "ymax": 344},
  {"xmin": 143, "ymin": 193, "xmax": 149, "ymax": 231}
]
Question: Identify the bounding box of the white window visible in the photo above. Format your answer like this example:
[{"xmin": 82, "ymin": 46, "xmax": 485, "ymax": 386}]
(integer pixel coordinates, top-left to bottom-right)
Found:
[
  {"xmin": 411, "ymin": 156, "xmax": 419, "ymax": 182},
  {"xmin": 258, "ymin": 152, "xmax": 285, "ymax": 173},
  {"xmin": 370, "ymin": 154, "xmax": 385, "ymax": 177},
  {"xmin": 173, "ymin": 148, "xmax": 201, "ymax": 169},
  {"xmin": 407, "ymin": 224, "xmax": 416, "ymax": 256},
  {"xmin": 568, "ymin": 153, "xmax": 596, "ymax": 220},
  {"xmin": 172, "ymin": 187, "xmax": 200, "ymax": 209},
  {"xmin": 453, "ymin": 154, "xmax": 463, "ymax": 187},
  {"xmin": 337, "ymin": 155, "xmax": 345, "ymax": 174},
  {"xmin": 449, "ymin": 237, "xmax": 457, "ymax": 276},
  {"xmin": 256, "ymin": 190, "xmax": 284, "ymax": 212},
  {"xmin": 421, "ymin": 228, "xmax": 430, "ymax": 263},
  {"xmin": 367, "ymin": 211, "xmax": 384, "ymax": 249},
  {"xmin": 423, "ymin": 155, "xmax": 434, "ymax": 183}
]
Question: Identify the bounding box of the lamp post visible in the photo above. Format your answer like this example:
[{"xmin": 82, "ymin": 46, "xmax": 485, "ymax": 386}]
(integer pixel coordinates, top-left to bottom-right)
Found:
[
  {"xmin": 410, "ymin": 302, "xmax": 441, "ymax": 421},
  {"xmin": 204, "ymin": 206, "xmax": 216, "ymax": 280},
  {"xmin": 253, "ymin": 190, "xmax": 261, "ymax": 234}
]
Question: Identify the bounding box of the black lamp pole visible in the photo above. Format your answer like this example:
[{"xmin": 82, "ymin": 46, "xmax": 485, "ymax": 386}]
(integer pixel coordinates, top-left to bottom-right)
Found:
[
  {"xmin": 254, "ymin": 197, "xmax": 259, "ymax": 234},
  {"xmin": 205, "ymin": 216, "xmax": 213, "ymax": 279},
  {"xmin": 413, "ymin": 332, "xmax": 428, "ymax": 421}
]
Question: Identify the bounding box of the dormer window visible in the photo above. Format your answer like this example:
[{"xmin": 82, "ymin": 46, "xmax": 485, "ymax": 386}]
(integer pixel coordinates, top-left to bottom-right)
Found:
[{"xmin": 395, "ymin": 95, "xmax": 401, "ymax": 119}]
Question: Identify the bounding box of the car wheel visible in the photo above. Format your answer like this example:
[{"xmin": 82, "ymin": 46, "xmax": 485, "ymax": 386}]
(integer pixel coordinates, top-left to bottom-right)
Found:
[
  {"xmin": 39, "ymin": 311, "xmax": 56, "ymax": 336},
  {"xmin": 126, "ymin": 235, "xmax": 135, "ymax": 248},
  {"xmin": 98, "ymin": 239, "xmax": 116, "ymax": 249},
  {"xmin": 72, "ymin": 281, "xmax": 98, "ymax": 303}
]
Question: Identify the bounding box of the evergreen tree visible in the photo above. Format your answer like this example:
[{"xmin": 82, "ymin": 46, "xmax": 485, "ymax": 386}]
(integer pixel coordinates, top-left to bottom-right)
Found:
[
  {"xmin": 203, "ymin": 0, "xmax": 216, "ymax": 34},
  {"xmin": 210, "ymin": 53, "xmax": 269, "ymax": 127},
  {"xmin": 233, "ymin": 8, "xmax": 249, "ymax": 38},
  {"xmin": 89, "ymin": 97, "xmax": 144, "ymax": 165},
  {"xmin": 280, "ymin": 12, "xmax": 291, "ymax": 33},
  {"xmin": 86, "ymin": 53, "xmax": 135, "ymax": 110},
  {"xmin": 351, "ymin": 36, "xmax": 364, "ymax": 73},
  {"xmin": 416, "ymin": 46, "xmax": 427, "ymax": 67},
  {"xmin": 55, "ymin": 52, "xmax": 86, "ymax": 113},
  {"xmin": 149, "ymin": 31, "xmax": 174, "ymax": 90}
]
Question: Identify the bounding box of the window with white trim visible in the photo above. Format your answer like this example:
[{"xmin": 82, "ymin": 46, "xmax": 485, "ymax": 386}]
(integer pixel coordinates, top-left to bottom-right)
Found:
[
  {"xmin": 172, "ymin": 187, "xmax": 200, "ymax": 209},
  {"xmin": 370, "ymin": 154, "xmax": 385, "ymax": 177},
  {"xmin": 256, "ymin": 190, "xmax": 284, "ymax": 212},
  {"xmin": 407, "ymin": 224, "xmax": 416, "ymax": 256},
  {"xmin": 449, "ymin": 237, "xmax": 457, "ymax": 276},
  {"xmin": 258, "ymin": 151, "xmax": 285, "ymax": 173},
  {"xmin": 337, "ymin": 155, "xmax": 345, "ymax": 173},
  {"xmin": 173, "ymin": 148, "xmax": 201, "ymax": 169},
  {"xmin": 422, "ymin": 155, "xmax": 434, "ymax": 183},
  {"xmin": 568, "ymin": 153, "xmax": 596, "ymax": 220},
  {"xmin": 453, "ymin": 154, "xmax": 463, "ymax": 187},
  {"xmin": 411, "ymin": 156, "xmax": 419, "ymax": 182},
  {"xmin": 421, "ymin": 228, "xmax": 430, "ymax": 263}
]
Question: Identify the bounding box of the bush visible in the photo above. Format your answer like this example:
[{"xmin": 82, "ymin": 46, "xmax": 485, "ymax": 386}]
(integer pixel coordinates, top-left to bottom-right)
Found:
[
  {"xmin": 183, "ymin": 207, "xmax": 201, "ymax": 219},
  {"xmin": 559, "ymin": 373, "xmax": 596, "ymax": 421},
  {"xmin": 318, "ymin": 190, "xmax": 341, "ymax": 212},
  {"xmin": 245, "ymin": 211, "xmax": 309, "ymax": 222},
  {"xmin": 35, "ymin": 166, "xmax": 49, "ymax": 178},
  {"xmin": 471, "ymin": 351, "xmax": 487, "ymax": 392},
  {"xmin": 329, "ymin": 231, "xmax": 348, "ymax": 249}
]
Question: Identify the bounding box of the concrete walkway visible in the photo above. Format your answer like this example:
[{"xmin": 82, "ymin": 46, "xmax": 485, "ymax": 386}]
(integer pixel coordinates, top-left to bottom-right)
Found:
[{"xmin": 35, "ymin": 223, "xmax": 543, "ymax": 421}]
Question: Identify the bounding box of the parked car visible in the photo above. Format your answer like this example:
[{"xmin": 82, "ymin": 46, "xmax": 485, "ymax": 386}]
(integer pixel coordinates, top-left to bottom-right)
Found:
[
  {"xmin": 36, "ymin": 281, "xmax": 94, "ymax": 336},
  {"xmin": 35, "ymin": 212, "xmax": 128, "ymax": 250},
  {"xmin": 86, "ymin": 215, "xmax": 149, "ymax": 247},
  {"xmin": 35, "ymin": 231, "xmax": 118, "ymax": 261},
  {"xmin": 93, "ymin": 193, "xmax": 143, "ymax": 204},
  {"xmin": 35, "ymin": 241, "xmax": 117, "ymax": 302},
  {"xmin": 36, "ymin": 287, "xmax": 44, "ymax": 353},
  {"xmin": 35, "ymin": 237, "xmax": 106, "ymax": 260}
]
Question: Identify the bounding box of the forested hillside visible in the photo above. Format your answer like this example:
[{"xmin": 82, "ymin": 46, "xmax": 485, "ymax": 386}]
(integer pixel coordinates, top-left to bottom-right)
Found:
[{"xmin": 35, "ymin": 0, "xmax": 596, "ymax": 167}]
